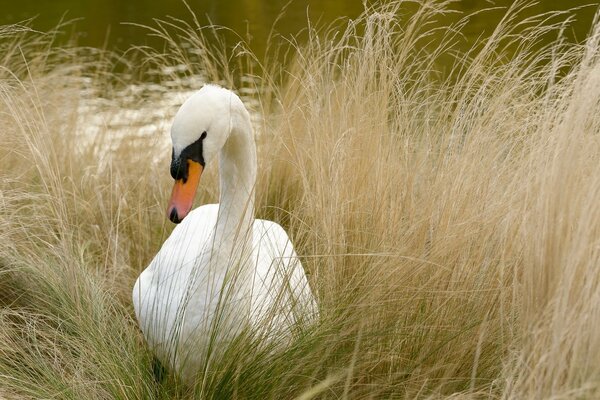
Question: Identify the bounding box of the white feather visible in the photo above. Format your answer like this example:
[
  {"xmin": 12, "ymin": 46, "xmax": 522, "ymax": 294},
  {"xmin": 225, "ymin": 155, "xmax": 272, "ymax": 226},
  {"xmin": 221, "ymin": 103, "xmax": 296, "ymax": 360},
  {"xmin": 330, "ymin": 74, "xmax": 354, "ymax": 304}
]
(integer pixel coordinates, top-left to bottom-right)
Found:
[{"xmin": 132, "ymin": 85, "xmax": 317, "ymax": 383}]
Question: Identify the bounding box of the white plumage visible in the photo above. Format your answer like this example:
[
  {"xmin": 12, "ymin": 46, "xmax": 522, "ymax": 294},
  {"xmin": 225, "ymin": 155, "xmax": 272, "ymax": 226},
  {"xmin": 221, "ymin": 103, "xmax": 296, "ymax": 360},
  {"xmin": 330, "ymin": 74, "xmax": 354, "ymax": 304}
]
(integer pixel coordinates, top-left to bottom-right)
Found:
[{"xmin": 132, "ymin": 85, "xmax": 317, "ymax": 383}]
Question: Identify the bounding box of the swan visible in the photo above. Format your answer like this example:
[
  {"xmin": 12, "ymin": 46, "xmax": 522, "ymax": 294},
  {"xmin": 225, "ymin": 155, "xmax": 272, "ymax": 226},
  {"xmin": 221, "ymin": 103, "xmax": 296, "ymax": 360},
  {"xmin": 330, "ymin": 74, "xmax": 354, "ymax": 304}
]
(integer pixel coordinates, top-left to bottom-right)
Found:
[{"xmin": 132, "ymin": 84, "xmax": 317, "ymax": 383}]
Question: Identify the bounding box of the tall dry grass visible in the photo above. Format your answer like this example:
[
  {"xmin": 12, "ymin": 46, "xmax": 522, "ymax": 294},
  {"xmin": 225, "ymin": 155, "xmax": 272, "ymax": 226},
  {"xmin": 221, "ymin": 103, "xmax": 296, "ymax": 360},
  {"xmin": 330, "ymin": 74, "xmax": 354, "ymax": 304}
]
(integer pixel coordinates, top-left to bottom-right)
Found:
[{"xmin": 0, "ymin": 1, "xmax": 599, "ymax": 398}]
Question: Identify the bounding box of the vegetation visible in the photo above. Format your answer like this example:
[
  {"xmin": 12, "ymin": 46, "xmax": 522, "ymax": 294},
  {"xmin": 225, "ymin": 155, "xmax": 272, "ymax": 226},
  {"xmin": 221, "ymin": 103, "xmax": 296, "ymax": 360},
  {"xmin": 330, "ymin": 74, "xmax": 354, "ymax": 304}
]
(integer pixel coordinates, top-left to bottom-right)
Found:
[{"xmin": 1, "ymin": 1, "xmax": 600, "ymax": 398}]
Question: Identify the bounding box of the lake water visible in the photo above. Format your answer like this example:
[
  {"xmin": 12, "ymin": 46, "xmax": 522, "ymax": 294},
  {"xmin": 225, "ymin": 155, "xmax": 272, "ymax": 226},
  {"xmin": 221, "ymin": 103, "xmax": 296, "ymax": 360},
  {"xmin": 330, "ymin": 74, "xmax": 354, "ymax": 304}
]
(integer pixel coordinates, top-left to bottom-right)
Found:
[
  {"xmin": 2, "ymin": 0, "xmax": 598, "ymax": 56},
  {"xmin": 3, "ymin": 0, "xmax": 599, "ymax": 149}
]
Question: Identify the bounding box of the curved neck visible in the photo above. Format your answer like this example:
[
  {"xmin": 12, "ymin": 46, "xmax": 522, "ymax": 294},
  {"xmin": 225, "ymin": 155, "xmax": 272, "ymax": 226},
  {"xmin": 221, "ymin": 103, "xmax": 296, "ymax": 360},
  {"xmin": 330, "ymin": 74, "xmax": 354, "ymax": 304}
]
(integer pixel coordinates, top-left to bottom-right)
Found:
[{"xmin": 214, "ymin": 112, "xmax": 256, "ymax": 257}]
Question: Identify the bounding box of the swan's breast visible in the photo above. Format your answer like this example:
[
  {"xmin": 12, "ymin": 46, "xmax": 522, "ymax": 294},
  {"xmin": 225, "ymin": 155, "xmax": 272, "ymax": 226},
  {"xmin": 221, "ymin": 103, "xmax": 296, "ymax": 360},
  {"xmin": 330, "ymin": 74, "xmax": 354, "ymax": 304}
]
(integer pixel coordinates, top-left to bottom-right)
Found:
[{"xmin": 132, "ymin": 204, "xmax": 219, "ymax": 355}]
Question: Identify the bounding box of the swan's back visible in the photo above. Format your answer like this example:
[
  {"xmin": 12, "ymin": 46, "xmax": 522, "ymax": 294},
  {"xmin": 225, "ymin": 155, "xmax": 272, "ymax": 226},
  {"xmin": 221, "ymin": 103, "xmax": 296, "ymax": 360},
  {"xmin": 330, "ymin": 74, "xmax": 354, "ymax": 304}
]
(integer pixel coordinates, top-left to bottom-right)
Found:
[
  {"xmin": 132, "ymin": 204, "xmax": 317, "ymax": 379},
  {"xmin": 250, "ymin": 219, "xmax": 317, "ymax": 330}
]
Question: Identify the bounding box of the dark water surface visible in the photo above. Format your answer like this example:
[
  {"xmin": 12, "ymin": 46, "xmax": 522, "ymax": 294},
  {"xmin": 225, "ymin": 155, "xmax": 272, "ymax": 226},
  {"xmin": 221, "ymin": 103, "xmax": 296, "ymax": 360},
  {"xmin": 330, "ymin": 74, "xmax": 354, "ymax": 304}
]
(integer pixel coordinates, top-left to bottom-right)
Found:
[{"xmin": 2, "ymin": 1, "xmax": 599, "ymax": 59}]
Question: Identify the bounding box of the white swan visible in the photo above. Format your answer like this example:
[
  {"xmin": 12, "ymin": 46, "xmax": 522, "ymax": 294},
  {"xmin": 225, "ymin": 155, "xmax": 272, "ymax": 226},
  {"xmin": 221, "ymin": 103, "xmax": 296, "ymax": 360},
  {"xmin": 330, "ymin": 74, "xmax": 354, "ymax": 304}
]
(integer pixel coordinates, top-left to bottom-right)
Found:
[{"xmin": 132, "ymin": 84, "xmax": 317, "ymax": 383}]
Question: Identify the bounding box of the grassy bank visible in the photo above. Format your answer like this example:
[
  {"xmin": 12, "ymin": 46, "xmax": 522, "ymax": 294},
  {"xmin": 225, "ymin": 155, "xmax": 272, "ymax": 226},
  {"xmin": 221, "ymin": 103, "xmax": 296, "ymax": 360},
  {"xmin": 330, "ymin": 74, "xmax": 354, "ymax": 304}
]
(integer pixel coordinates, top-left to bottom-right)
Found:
[{"xmin": 1, "ymin": 1, "xmax": 600, "ymax": 398}]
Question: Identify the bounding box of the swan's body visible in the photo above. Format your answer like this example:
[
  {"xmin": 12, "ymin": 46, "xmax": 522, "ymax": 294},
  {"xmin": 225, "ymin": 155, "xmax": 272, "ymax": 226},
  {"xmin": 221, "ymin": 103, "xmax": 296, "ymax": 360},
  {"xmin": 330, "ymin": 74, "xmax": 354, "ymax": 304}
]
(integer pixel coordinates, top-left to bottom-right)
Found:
[{"xmin": 132, "ymin": 85, "xmax": 317, "ymax": 383}]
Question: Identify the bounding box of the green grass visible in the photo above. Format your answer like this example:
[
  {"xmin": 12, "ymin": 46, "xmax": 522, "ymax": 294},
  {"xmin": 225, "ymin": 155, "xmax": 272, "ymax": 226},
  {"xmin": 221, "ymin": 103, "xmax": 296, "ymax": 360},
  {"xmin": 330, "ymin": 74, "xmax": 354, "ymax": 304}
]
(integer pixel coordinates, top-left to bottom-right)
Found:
[{"xmin": 1, "ymin": 1, "xmax": 600, "ymax": 398}]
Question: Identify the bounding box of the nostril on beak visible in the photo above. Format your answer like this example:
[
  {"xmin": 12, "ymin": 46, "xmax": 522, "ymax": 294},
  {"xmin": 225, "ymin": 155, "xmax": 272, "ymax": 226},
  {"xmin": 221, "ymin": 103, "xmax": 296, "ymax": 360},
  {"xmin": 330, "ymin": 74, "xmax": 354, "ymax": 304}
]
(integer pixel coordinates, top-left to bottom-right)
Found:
[{"xmin": 169, "ymin": 208, "xmax": 182, "ymax": 224}]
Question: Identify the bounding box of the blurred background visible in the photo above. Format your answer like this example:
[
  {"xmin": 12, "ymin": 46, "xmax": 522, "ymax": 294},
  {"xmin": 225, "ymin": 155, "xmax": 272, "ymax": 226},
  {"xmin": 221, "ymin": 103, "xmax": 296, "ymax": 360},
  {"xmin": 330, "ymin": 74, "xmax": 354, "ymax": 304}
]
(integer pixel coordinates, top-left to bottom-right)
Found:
[{"xmin": 2, "ymin": 0, "xmax": 598, "ymax": 57}]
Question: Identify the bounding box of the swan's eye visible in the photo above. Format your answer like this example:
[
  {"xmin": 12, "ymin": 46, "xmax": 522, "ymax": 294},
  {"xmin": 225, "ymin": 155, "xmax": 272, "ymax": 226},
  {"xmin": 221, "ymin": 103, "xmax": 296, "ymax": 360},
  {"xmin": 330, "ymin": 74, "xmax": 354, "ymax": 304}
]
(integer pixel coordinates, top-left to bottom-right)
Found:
[{"xmin": 170, "ymin": 132, "xmax": 207, "ymax": 180}]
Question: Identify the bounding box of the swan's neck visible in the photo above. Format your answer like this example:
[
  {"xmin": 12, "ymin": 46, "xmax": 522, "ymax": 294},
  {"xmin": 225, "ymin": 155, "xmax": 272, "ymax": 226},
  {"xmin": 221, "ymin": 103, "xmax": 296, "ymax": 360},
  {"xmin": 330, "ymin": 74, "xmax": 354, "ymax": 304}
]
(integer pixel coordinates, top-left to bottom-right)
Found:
[{"xmin": 214, "ymin": 115, "xmax": 256, "ymax": 260}]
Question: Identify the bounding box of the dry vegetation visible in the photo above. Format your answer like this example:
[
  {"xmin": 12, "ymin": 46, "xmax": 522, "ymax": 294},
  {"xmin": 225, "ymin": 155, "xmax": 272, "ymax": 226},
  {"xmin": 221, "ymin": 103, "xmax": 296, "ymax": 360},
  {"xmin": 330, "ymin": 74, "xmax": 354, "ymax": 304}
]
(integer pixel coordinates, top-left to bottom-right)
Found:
[{"xmin": 1, "ymin": 1, "xmax": 600, "ymax": 398}]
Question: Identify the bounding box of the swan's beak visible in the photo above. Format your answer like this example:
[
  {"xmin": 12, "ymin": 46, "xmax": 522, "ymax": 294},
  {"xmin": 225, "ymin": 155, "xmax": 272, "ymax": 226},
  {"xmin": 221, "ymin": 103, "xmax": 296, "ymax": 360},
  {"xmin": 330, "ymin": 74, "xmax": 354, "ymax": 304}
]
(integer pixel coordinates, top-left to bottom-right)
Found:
[{"xmin": 167, "ymin": 160, "xmax": 203, "ymax": 223}]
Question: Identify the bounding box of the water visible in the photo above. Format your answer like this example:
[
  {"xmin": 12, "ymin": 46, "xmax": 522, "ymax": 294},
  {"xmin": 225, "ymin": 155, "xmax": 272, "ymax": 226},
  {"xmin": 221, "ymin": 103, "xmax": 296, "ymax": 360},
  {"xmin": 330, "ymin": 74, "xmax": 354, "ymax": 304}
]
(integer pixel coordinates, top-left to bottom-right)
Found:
[
  {"xmin": 4, "ymin": 1, "xmax": 599, "ymax": 151},
  {"xmin": 2, "ymin": 0, "xmax": 598, "ymax": 56}
]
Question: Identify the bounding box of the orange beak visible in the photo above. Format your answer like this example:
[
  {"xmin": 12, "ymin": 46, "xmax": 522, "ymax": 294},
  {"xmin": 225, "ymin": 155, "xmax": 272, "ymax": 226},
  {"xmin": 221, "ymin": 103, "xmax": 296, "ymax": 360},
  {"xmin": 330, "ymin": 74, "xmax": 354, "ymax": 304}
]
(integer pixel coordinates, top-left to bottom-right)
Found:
[{"xmin": 167, "ymin": 160, "xmax": 203, "ymax": 223}]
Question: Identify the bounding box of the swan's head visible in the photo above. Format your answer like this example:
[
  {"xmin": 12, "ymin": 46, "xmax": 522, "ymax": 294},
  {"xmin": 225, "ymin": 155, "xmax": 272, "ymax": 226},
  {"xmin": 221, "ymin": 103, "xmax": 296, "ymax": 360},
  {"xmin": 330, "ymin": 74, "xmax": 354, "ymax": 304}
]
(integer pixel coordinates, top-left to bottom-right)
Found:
[{"xmin": 167, "ymin": 85, "xmax": 244, "ymax": 223}]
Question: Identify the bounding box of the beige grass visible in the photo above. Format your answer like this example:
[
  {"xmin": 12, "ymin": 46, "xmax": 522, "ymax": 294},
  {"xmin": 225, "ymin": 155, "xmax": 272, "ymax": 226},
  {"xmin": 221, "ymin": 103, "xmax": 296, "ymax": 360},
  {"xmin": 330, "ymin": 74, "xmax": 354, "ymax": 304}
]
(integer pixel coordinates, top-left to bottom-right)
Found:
[{"xmin": 1, "ymin": 1, "xmax": 599, "ymax": 398}]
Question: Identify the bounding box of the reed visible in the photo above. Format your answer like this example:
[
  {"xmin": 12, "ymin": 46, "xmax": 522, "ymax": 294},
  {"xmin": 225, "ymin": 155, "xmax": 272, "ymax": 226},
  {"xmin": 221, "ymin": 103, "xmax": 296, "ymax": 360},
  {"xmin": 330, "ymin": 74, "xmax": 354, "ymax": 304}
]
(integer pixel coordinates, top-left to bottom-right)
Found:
[{"xmin": 0, "ymin": 1, "xmax": 599, "ymax": 398}]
